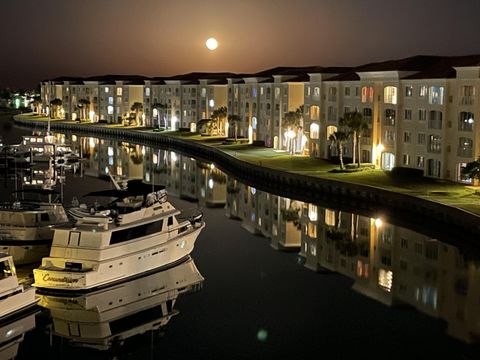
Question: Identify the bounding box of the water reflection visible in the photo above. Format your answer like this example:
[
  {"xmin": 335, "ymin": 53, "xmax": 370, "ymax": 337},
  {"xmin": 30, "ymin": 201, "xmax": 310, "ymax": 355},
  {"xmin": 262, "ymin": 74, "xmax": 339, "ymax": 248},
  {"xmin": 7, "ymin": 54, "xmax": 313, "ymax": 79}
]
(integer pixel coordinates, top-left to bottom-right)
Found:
[
  {"xmin": 63, "ymin": 133, "xmax": 480, "ymax": 344},
  {"xmin": 38, "ymin": 257, "xmax": 203, "ymax": 353},
  {"xmin": 0, "ymin": 309, "xmax": 38, "ymax": 359},
  {"xmin": 4, "ymin": 129, "xmax": 480, "ymax": 347}
]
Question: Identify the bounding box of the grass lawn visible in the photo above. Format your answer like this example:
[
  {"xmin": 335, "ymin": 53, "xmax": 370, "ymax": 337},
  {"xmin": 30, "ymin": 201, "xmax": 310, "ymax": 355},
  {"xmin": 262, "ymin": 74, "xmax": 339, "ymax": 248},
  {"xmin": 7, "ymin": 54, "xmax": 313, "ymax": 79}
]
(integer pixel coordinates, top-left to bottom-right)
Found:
[{"xmin": 16, "ymin": 113, "xmax": 480, "ymax": 216}]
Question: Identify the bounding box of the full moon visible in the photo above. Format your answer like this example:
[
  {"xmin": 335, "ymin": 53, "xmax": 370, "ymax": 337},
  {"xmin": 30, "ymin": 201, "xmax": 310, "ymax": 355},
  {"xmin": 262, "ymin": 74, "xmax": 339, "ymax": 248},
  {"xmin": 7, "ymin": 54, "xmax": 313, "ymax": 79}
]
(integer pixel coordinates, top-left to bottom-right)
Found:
[{"xmin": 206, "ymin": 38, "xmax": 218, "ymax": 51}]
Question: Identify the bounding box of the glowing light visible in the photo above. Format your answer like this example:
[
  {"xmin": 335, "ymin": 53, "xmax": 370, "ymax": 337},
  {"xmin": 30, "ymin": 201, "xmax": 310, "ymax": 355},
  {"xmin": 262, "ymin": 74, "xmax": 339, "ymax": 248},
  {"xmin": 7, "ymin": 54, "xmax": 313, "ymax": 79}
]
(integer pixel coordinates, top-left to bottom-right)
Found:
[
  {"xmin": 256, "ymin": 329, "xmax": 268, "ymax": 342},
  {"xmin": 375, "ymin": 218, "xmax": 382, "ymax": 228},
  {"xmin": 152, "ymin": 154, "xmax": 158, "ymax": 164},
  {"xmin": 287, "ymin": 129, "xmax": 296, "ymax": 139},
  {"xmin": 107, "ymin": 146, "xmax": 114, "ymax": 156},
  {"xmin": 377, "ymin": 143, "xmax": 384, "ymax": 153},
  {"xmin": 170, "ymin": 152, "xmax": 178, "ymax": 162},
  {"xmin": 208, "ymin": 179, "xmax": 214, "ymax": 189},
  {"xmin": 206, "ymin": 37, "xmax": 218, "ymax": 51},
  {"xmin": 210, "ymin": 163, "xmax": 215, "ymax": 169},
  {"xmin": 171, "ymin": 115, "xmax": 178, "ymax": 130},
  {"xmin": 209, "ymin": 99, "xmax": 215, "ymax": 107},
  {"xmin": 89, "ymin": 110, "xmax": 95, "ymax": 122}
]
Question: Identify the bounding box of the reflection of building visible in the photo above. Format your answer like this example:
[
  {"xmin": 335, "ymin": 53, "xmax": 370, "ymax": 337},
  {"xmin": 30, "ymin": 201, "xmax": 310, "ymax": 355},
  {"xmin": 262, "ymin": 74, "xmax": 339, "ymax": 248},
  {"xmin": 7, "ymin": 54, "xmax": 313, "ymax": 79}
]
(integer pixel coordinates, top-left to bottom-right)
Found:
[
  {"xmin": 144, "ymin": 148, "xmax": 226, "ymax": 207},
  {"xmin": 38, "ymin": 257, "xmax": 203, "ymax": 351},
  {"xmin": 299, "ymin": 204, "xmax": 480, "ymax": 343},
  {"xmin": 225, "ymin": 178, "xmax": 301, "ymax": 250}
]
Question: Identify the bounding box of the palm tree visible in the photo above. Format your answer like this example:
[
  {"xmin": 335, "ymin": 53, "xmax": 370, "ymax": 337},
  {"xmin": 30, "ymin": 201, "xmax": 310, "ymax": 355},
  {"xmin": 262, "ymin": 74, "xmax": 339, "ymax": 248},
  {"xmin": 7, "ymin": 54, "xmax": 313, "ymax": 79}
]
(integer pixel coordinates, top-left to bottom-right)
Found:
[
  {"xmin": 49, "ymin": 98, "xmax": 63, "ymax": 119},
  {"xmin": 340, "ymin": 110, "xmax": 369, "ymax": 167},
  {"xmin": 211, "ymin": 106, "xmax": 228, "ymax": 135},
  {"xmin": 77, "ymin": 98, "xmax": 90, "ymax": 121},
  {"xmin": 329, "ymin": 130, "xmax": 350, "ymax": 170},
  {"xmin": 130, "ymin": 102, "xmax": 144, "ymax": 126},
  {"xmin": 283, "ymin": 105, "xmax": 304, "ymax": 153},
  {"xmin": 227, "ymin": 114, "xmax": 241, "ymax": 142},
  {"xmin": 461, "ymin": 158, "xmax": 480, "ymax": 183},
  {"xmin": 32, "ymin": 96, "xmax": 42, "ymax": 114}
]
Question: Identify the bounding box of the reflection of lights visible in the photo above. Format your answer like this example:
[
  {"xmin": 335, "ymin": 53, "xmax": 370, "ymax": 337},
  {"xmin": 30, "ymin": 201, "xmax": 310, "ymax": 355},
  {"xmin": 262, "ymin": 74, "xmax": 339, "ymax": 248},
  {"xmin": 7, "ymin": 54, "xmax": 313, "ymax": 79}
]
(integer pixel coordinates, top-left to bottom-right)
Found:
[
  {"xmin": 210, "ymin": 163, "xmax": 215, "ymax": 169},
  {"xmin": 170, "ymin": 152, "xmax": 177, "ymax": 162},
  {"xmin": 171, "ymin": 116, "xmax": 178, "ymax": 130},
  {"xmin": 377, "ymin": 143, "xmax": 384, "ymax": 153},
  {"xmin": 308, "ymin": 204, "xmax": 318, "ymax": 222},
  {"xmin": 208, "ymin": 179, "xmax": 214, "ymax": 189},
  {"xmin": 468, "ymin": 118, "xmax": 474, "ymax": 124},
  {"xmin": 89, "ymin": 137, "xmax": 95, "ymax": 147},
  {"xmin": 250, "ymin": 187, "xmax": 256, "ymax": 195},
  {"xmin": 145, "ymin": 172, "xmax": 150, "ymax": 182},
  {"xmin": 89, "ymin": 110, "xmax": 95, "ymax": 122},
  {"xmin": 5, "ymin": 329, "xmax": 14, "ymax": 338},
  {"xmin": 107, "ymin": 146, "xmax": 114, "ymax": 156},
  {"xmin": 152, "ymin": 153, "xmax": 158, "ymax": 164},
  {"xmin": 153, "ymin": 108, "xmax": 158, "ymax": 117},
  {"xmin": 105, "ymin": 167, "xmax": 109, "ymax": 174},
  {"xmin": 71, "ymin": 134, "xmax": 77, "ymax": 142},
  {"xmin": 375, "ymin": 218, "xmax": 382, "ymax": 228},
  {"xmin": 141, "ymin": 146, "xmax": 145, "ymax": 155},
  {"xmin": 209, "ymin": 99, "xmax": 214, "ymax": 108},
  {"xmin": 378, "ymin": 269, "xmax": 393, "ymax": 292}
]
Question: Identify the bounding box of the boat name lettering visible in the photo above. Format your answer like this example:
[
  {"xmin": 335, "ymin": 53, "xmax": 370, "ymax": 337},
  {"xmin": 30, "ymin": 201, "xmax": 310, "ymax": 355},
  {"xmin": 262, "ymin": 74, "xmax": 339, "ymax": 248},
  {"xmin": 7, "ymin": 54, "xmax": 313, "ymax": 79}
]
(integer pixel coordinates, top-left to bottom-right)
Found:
[{"xmin": 42, "ymin": 274, "xmax": 79, "ymax": 283}]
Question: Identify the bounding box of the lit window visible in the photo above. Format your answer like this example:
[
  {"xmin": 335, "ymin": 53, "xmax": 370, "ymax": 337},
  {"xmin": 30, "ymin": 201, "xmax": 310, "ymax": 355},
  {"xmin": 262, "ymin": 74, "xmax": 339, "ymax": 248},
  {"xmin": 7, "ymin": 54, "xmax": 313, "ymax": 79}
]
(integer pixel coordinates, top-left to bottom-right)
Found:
[
  {"xmin": 104, "ymin": 87, "xmax": 109, "ymax": 93},
  {"xmin": 310, "ymin": 105, "xmax": 320, "ymax": 120},
  {"xmin": 361, "ymin": 86, "xmax": 374, "ymax": 103},
  {"xmin": 384, "ymin": 86, "xmax": 397, "ymax": 104},
  {"xmin": 403, "ymin": 154, "xmax": 410, "ymax": 165},
  {"xmin": 146, "ymin": 87, "xmax": 151, "ymax": 96},
  {"xmin": 378, "ymin": 269, "xmax": 393, "ymax": 292},
  {"xmin": 310, "ymin": 123, "xmax": 319, "ymax": 140},
  {"xmin": 116, "ymin": 87, "xmax": 122, "ymax": 96},
  {"xmin": 107, "ymin": 105, "xmax": 114, "ymax": 115},
  {"xmin": 405, "ymin": 86, "xmax": 413, "ymax": 97},
  {"xmin": 314, "ymin": 87, "xmax": 320, "ymax": 97},
  {"xmin": 209, "ymin": 99, "xmax": 214, "ymax": 108},
  {"xmin": 428, "ymin": 86, "xmax": 444, "ymax": 105},
  {"xmin": 419, "ymin": 86, "xmax": 428, "ymax": 97},
  {"xmin": 458, "ymin": 112, "xmax": 474, "ymax": 131}
]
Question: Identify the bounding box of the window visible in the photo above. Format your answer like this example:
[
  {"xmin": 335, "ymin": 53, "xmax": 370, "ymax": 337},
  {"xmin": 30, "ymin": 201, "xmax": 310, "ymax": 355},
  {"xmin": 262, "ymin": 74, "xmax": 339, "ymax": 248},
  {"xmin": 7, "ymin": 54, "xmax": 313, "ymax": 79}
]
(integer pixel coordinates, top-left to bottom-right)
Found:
[
  {"xmin": 384, "ymin": 130, "xmax": 395, "ymax": 143},
  {"xmin": 201, "ymin": 88, "xmax": 206, "ymax": 97},
  {"xmin": 328, "ymin": 87, "xmax": 337, "ymax": 101},
  {"xmin": 417, "ymin": 156, "xmax": 424, "ymax": 168},
  {"xmin": 417, "ymin": 133, "xmax": 426, "ymax": 145},
  {"xmin": 362, "ymin": 107, "xmax": 372, "ymax": 124},
  {"xmin": 384, "ymin": 109, "xmax": 395, "ymax": 126},
  {"xmin": 458, "ymin": 137, "xmax": 473, "ymax": 157},
  {"xmin": 308, "ymin": 223, "xmax": 317, "ymax": 238},
  {"xmin": 306, "ymin": 86, "xmax": 311, "ymax": 96},
  {"xmin": 0, "ymin": 260, "xmax": 13, "ymax": 280},
  {"xmin": 313, "ymin": 87, "xmax": 320, "ymax": 97},
  {"xmin": 310, "ymin": 123, "xmax": 319, "ymax": 139},
  {"xmin": 327, "ymin": 106, "xmax": 337, "ymax": 122},
  {"xmin": 110, "ymin": 220, "xmax": 164, "ymax": 244},
  {"xmin": 403, "ymin": 154, "xmax": 410, "ymax": 165},
  {"xmin": 428, "ymin": 86, "xmax": 444, "ymax": 105},
  {"xmin": 405, "ymin": 86, "xmax": 413, "ymax": 97},
  {"xmin": 107, "ymin": 105, "xmax": 113, "ymax": 115},
  {"xmin": 384, "ymin": 86, "xmax": 397, "ymax": 104},
  {"xmin": 275, "ymin": 87, "xmax": 280, "ymax": 97},
  {"xmin": 260, "ymin": 87, "xmax": 264, "ymax": 96},
  {"xmin": 418, "ymin": 109, "xmax": 427, "ymax": 121},
  {"xmin": 252, "ymin": 88, "xmax": 257, "ymax": 98},
  {"xmin": 104, "ymin": 87, "xmax": 109, "ymax": 93},
  {"xmin": 108, "ymin": 96, "xmax": 113, "ymax": 105},
  {"xmin": 310, "ymin": 105, "xmax": 320, "ymax": 120},
  {"xmin": 344, "ymin": 87, "xmax": 350, "ymax": 97},
  {"xmin": 116, "ymin": 87, "xmax": 122, "ymax": 96},
  {"xmin": 428, "ymin": 111, "xmax": 443, "ymax": 129},
  {"xmin": 460, "ymin": 85, "xmax": 475, "ymax": 105},
  {"xmin": 419, "ymin": 86, "xmax": 428, "ymax": 97},
  {"xmin": 427, "ymin": 159, "xmax": 441, "ymax": 177},
  {"xmin": 428, "ymin": 135, "xmax": 442, "ymax": 153},
  {"xmin": 361, "ymin": 86, "xmax": 374, "ymax": 103},
  {"xmin": 325, "ymin": 209, "xmax": 336, "ymax": 226},
  {"xmin": 404, "ymin": 109, "xmax": 412, "ymax": 120},
  {"xmin": 403, "ymin": 131, "xmax": 411, "ymax": 143},
  {"xmin": 145, "ymin": 87, "xmax": 150, "ymax": 96},
  {"xmin": 458, "ymin": 112, "xmax": 474, "ymax": 132}
]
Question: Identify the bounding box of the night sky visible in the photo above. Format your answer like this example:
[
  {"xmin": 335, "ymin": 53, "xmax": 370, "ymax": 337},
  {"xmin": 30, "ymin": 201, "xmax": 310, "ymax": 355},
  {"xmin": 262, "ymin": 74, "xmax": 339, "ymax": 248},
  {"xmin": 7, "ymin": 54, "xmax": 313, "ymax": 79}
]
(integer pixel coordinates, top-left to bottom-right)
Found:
[{"xmin": 1, "ymin": 0, "xmax": 480, "ymax": 89}]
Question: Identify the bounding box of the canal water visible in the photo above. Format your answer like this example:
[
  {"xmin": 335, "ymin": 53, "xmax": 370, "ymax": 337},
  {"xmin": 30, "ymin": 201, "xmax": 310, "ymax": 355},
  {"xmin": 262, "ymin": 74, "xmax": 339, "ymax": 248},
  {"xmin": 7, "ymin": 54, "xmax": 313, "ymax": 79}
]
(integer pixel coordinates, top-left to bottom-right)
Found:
[{"xmin": 1, "ymin": 115, "xmax": 479, "ymax": 359}]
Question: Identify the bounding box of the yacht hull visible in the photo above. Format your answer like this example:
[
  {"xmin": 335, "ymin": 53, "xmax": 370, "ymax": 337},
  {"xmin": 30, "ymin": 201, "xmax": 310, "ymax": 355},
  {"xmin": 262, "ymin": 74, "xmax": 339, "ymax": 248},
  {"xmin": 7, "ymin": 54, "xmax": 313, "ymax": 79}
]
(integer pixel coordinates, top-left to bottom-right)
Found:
[
  {"xmin": 0, "ymin": 287, "xmax": 38, "ymax": 320},
  {"xmin": 33, "ymin": 223, "xmax": 204, "ymax": 291}
]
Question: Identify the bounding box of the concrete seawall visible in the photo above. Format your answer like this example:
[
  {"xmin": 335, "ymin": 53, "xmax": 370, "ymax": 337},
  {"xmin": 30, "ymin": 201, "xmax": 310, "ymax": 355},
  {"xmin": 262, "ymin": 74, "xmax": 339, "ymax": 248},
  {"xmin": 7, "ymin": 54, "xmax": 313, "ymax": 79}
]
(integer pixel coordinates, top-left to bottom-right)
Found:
[{"xmin": 14, "ymin": 117, "xmax": 480, "ymax": 244}]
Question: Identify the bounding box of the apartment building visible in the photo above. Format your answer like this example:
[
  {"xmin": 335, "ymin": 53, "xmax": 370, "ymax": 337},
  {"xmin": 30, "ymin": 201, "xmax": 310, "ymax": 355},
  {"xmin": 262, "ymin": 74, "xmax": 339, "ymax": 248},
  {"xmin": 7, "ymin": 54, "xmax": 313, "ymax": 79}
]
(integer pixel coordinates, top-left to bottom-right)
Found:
[{"xmin": 40, "ymin": 54, "xmax": 480, "ymax": 182}]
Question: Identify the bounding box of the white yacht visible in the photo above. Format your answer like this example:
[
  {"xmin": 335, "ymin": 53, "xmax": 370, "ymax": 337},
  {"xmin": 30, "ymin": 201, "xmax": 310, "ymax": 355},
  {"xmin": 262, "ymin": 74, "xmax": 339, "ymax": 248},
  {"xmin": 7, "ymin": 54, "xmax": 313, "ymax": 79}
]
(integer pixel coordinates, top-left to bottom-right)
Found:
[
  {"xmin": 0, "ymin": 254, "xmax": 39, "ymax": 320},
  {"xmin": 33, "ymin": 179, "xmax": 205, "ymax": 291},
  {"xmin": 37, "ymin": 256, "xmax": 203, "ymax": 350},
  {"xmin": 0, "ymin": 189, "xmax": 69, "ymax": 265}
]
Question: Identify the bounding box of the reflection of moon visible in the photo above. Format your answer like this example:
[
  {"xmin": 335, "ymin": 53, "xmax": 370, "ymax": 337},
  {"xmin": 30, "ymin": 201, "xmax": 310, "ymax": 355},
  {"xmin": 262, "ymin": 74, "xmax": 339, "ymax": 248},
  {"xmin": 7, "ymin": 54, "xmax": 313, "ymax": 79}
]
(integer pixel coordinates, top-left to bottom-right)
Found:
[{"xmin": 206, "ymin": 38, "xmax": 218, "ymax": 51}]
